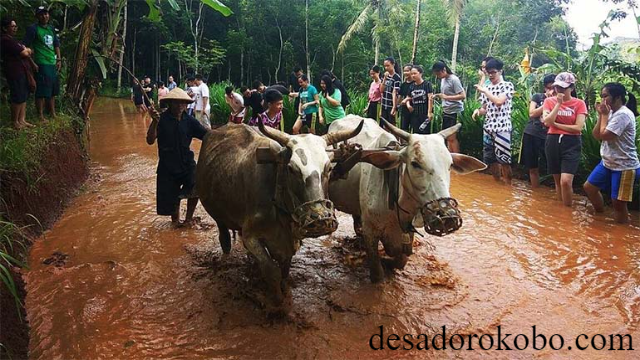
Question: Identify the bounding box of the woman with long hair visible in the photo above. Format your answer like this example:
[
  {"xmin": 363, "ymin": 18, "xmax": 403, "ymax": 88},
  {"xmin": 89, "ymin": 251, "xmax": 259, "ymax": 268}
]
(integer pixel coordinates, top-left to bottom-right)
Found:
[
  {"xmin": 542, "ymin": 72, "xmax": 587, "ymax": 206},
  {"xmin": 318, "ymin": 74, "xmax": 346, "ymax": 129},
  {"xmin": 404, "ymin": 65, "xmax": 433, "ymax": 134},
  {"xmin": 432, "ymin": 60, "xmax": 466, "ymax": 152},
  {"xmin": 1, "ymin": 17, "xmax": 35, "ymax": 129},
  {"xmin": 379, "ymin": 57, "xmax": 402, "ymax": 127},
  {"xmin": 365, "ymin": 65, "xmax": 381, "ymax": 121},
  {"xmin": 584, "ymin": 83, "xmax": 639, "ymax": 223},
  {"xmin": 398, "ymin": 63, "xmax": 414, "ymax": 131}
]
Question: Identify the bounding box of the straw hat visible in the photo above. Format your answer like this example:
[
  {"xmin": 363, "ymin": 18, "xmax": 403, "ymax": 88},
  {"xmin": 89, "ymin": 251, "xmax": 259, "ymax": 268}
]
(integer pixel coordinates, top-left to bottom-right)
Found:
[{"xmin": 159, "ymin": 87, "xmax": 194, "ymax": 104}]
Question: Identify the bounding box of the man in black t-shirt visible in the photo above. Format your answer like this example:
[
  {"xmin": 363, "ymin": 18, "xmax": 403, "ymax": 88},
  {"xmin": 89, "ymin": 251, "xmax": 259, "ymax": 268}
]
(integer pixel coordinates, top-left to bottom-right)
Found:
[
  {"xmin": 241, "ymin": 86, "xmax": 264, "ymax": 122},
  {"xmin": 289, "ymin": 66, "xmax": 303, "ymax": 113}
]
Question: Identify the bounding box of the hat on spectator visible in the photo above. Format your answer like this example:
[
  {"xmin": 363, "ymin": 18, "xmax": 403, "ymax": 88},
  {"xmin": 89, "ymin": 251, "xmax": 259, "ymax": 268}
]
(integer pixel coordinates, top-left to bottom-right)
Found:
[
  {"xmin": 159, "ymin": 88, "xmax": 194, "ymax": 104},
  {"xmin": 35, "ymin": 6, "xmax": 49, "ymax": 15},
  {"xmin": 553, "ymin": 72, "xmax": 576, "ymax": 88}
]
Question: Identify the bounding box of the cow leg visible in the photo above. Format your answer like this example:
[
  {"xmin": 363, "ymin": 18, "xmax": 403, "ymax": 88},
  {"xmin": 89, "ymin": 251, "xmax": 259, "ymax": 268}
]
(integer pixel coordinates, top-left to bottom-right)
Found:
[
  {"xmin": 364, "ymin": 234, "xmax": 384, "ymax": 283},
  {"xmin": 243, "ymin": 235, "xmax": 284, "ymax": 305},
  {"xmin": 352, "ymin": 215, "xmax": 363, "ymax": 237},
  {"xmin": 215, "ymin": 220, "xmax": 232, "ymax": 254}
]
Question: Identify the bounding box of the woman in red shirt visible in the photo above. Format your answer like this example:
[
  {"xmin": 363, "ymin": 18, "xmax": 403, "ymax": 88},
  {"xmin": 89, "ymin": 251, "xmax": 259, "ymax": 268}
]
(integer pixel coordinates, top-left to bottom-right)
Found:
[{"xmin": 542, "ymin": 72, "xmax": 587, "ymax": 207}]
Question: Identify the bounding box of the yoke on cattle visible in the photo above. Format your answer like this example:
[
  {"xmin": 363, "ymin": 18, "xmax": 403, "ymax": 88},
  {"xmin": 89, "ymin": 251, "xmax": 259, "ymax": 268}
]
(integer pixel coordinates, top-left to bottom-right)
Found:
[{"xmin": 255, "ymin": 141, "xmax": 402, "ymax": 181}]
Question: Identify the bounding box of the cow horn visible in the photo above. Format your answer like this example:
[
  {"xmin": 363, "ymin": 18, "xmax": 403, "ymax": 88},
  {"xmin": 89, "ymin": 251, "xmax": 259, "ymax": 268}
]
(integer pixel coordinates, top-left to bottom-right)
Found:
[
  {"xmin": 381, "ymin": 118, "xmax": 410, "ymax": 141},
  {"xmin": 438, "ymin": 123, "xmax": 462, "ymax": 139},
  {"xmin": 322, "ymin": 120, "xmax": 364, "ymax": 146},
  {"xmin": 258, "ymin": 119, "xmax": 290, "ymax": 146}
]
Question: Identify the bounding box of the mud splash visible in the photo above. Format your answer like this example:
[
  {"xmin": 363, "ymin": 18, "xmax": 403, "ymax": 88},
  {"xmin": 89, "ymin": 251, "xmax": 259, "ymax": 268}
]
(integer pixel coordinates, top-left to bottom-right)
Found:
[{"xmin": 25, "ymin": 98, "xmax": 640, "ymax": 359}]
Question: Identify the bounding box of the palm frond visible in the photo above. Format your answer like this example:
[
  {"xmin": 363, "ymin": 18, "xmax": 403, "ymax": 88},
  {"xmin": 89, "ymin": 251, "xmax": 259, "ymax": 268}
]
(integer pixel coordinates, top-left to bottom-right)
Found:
[
  {"xmin": 337, "ymin": 4, "xmax": 372, "ymax": 54},
  {"xmin": 443, "ymin": 0, "xmax": 467, "ymax": 27}
]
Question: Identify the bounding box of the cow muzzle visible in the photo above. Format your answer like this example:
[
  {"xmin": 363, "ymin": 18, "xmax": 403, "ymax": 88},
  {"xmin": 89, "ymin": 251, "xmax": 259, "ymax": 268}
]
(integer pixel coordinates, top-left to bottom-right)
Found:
[
  {"xmin": 292, "ymin": 199, "xmax": 338, "ymax": 238},
  {"xmin": 420, "ymin": 198, "xmax": 462, "ymax": 236}
]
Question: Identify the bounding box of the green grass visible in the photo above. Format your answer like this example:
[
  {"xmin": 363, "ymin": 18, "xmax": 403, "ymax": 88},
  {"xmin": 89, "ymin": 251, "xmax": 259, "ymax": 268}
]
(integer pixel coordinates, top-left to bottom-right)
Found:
[
  {"xmin": 0, "ymin": 108, "xmax": 75, "ymax": 179},
  {"xmin": 0, "ymin": 216, "xmax": 31, "ymax": 314}
]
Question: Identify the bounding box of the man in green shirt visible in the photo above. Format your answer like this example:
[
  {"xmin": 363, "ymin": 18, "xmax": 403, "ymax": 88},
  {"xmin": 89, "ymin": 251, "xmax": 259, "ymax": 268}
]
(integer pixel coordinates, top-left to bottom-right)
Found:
[{"xmin": 24, "ymin": 6, "xmax": 61, "ymax": 122}]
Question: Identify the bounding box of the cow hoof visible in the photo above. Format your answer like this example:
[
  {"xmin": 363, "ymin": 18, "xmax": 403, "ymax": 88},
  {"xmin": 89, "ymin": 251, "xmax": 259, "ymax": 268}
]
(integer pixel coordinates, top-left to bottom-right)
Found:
[
  {"xmin": 220, "ymin": 232, "xmax": 231, "ymax": 254},
  {"xmin": 393, "ymin": 254, "xmax": 408, "ymax": 269},
  {"xmin": 369, "ymin": 264, "xmax": 384, "ymax": 283}
]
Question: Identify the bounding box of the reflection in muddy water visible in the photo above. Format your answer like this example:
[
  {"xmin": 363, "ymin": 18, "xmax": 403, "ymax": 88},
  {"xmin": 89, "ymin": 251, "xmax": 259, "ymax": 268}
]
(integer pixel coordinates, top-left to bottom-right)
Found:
[{"xmin": 26, "ymin": 98, "xmax": 639, "ymax": 359}]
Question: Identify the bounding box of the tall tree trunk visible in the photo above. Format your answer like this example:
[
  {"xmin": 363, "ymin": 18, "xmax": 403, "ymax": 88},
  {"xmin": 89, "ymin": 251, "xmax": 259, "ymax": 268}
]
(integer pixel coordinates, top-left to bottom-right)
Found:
[
  {"xmin": 67, "ymin": 0, "xmax": 99, "ymax": 103},
  {"xmin": 451, "ymin": 15, "xmax": 460, "ymax": 72},
  {"xmin": 117, "ymin": 1, "xmax": 127, "ymax": 92},
  {"xmin": 487, "ymin": 16, "xmax": 500, "ymax": 56},
  {"xmin": 305, "ymin": 0, "xmax": 311, "ymax": 79},
  {"xmin": 131, "ymin": 25, "xmax": 136, "ymax": 76},
  {"xmin": 632, "ymin": 5, "xmax": 640, "ymax": 38},
  {"xmin": 275, "ymin": 21, "xmax": 283, "ymax": 83},
  {"xmin": 240, "ymin": 48, "xmax": 244, "ymax": 85},
  {"xmin": 63, "ymin": 4, "xmax": 68, "ymax": 32},
  {"xmin": 410, "ymin": 0, "xmax": 421, "ymax": 64}
]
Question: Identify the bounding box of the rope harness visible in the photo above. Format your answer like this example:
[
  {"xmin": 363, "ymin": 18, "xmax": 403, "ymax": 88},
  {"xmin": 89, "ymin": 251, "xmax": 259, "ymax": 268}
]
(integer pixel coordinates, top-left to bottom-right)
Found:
[{"xmin": 272, "ymin": 149, "xmax": 338, "ymax": 239}]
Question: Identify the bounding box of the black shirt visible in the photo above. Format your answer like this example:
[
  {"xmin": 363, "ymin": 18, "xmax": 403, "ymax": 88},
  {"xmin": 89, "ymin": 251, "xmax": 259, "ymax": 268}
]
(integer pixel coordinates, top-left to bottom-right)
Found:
[
  {"xmin": 156, "ymin": 111, "xmax": 207, "ymax": 176},
  {"xmin": 244, "ymin": 91, "xmax": 264, "ymax": 118},
  {"xmin": 382, "ymin": 73, "xmax": 402, "ymax": 110},
  {"xmin": 289, "ymin": 72, "xmax": 301, "ymax": 93},
  {"xmin": 524, "ymin": 93, "xmax": 548, "ymax": 139},
  {"xmin": 333, "ymin": 79, "xmax": 350, "ymax": 108},
  {"xmin": 409, "ymin": 81, "xmax": 432, "ymax": 116},
  {"xmin": 132, "ymin": 84, "xmax": 144, "ymax": 105}
]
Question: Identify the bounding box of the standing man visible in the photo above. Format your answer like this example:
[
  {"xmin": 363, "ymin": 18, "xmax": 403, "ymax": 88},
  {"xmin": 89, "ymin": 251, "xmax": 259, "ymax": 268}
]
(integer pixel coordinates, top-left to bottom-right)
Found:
[
  {"xmin": 194, "ymin": 74, "xmax": 210, "ymax": 128},
  {"xmin": 224, "ymin": 86, "xmax": 245, "ymax": 124},
  {"xmin": 146, "ymin": 88, "xmax": 208, "ymax": 227},
  {"xmin": 141, "ymin": 76, "xmax": 154, "ymax": 110},
  {"xmin": 185, "ymin": 76, "xmax": 198, "ymax": 116},
  {"xmin": 379, "ymin": 57, "xmax": 401, "ymax": 128},
  {"xmin": 288, "ymin": 66, "xmax": 303, "ymax": 113},
  {"xmin": 241, "ymin": 85, "xmax": 264, "ymax": 123},
  {"xmin": 23, "ymin": 6, "xmax": 60, "ymax": 123},
  {"xmin": 473, "ymin": 58, "xmax": 515, "ymax": 185},
  {"xmin": 167, "ymin": 75, "xmax": 177, "ymax": 90}
]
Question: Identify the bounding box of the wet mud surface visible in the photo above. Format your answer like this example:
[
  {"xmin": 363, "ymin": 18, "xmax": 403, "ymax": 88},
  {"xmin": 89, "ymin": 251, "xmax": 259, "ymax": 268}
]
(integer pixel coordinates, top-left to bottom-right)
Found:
[{"xmin": 25, "ymin": 99, "xmax": 640, "ymax": 359}]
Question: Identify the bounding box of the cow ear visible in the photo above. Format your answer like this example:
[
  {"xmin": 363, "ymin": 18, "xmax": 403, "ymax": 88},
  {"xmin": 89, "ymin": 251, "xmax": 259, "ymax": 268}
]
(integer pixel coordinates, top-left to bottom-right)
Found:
[
  {"xmin": 451, "ymin": 153, "xmax": 487, "ymax": 174},
  {"xmin": 359, "ymin": 150, "xmax": 403, "ymax": 170}
]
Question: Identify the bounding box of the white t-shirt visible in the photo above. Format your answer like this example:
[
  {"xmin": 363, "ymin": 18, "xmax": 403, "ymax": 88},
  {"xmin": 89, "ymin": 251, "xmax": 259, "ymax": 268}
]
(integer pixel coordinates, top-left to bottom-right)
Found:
[
  {"xmin": 225, "ymin": 92, "xmax": 245, "ymax": 117},
  {"xmin": 601, "ymin": 105, "xmax": 640, "ymax": 171},
  {"xmin": 196, "ymin": 82, "xmax": 211, "ymax": 113},
  {"xmin": 480, "ymin": 80, "xmax": 514, "ymax": 133},
  {"xmin": 187, "ymin": 86, "xmax": 199, "ymax": 110}
]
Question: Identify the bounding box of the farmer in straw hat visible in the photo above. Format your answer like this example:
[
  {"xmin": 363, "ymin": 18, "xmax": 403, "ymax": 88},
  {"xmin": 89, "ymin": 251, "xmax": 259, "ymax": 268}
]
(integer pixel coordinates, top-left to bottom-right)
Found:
[{"xmin": 146, "ymin": 87, "xmax": 208, "ymax": 226}]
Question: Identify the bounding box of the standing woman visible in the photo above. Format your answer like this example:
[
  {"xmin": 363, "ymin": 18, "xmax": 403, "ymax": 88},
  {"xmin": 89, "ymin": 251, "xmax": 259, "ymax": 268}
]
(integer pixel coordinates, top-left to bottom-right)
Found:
[
  {"xmin": 293, "ymin": 74, "xmax": 319, "ymax": 134},
  {"xmin": 542, "ymin": 72, "xmax": 587, "ymax": 207},
  {"xmin": 365, "ymin": 65, "xmax": 381, "ymax": 121},
  {"xmin": 398, "ymin": 64, "xmax": 414, "ymax": 131},
  {"xmin": 404, "ymin": 65, "xmax": 433, "ymax": 134},
  {"xmin": 432, "ymin": 60, "xmax": 466, "ymax": 152},
  {"xmin": 584, "ymin": 83, "xmax": 639, "ymax": 223},
  {"xmin": 380, "ymin": 57, "xmax": 402, "ymax": 127},
  {"xmin": 1, "ymin": 17, "xmax": 35, "ymax": 129},
  {"xmin": 318, "ymin": 75, "xmax": 346, "ymax": 129}
]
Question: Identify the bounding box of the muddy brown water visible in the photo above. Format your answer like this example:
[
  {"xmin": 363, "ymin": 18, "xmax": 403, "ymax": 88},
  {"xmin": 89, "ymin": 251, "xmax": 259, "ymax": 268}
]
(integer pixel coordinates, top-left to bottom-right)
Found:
[{"xmin": 25, "ymin": 98, "xmax": 639, "ymax": 359}]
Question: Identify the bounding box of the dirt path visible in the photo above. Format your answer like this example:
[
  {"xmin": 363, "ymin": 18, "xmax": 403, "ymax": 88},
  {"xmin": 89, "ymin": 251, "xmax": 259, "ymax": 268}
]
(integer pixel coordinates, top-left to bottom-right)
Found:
[{"xmin": 25, "ymin": 98, "xmax": 640, "ymax": 359}]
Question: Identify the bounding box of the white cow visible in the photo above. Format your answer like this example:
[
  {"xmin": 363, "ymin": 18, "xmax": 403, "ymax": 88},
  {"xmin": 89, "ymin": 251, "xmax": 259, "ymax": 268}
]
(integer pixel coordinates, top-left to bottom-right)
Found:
[{"xmin": 328, "ymin": 115, "xmax": 486, "ymax": 282}]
